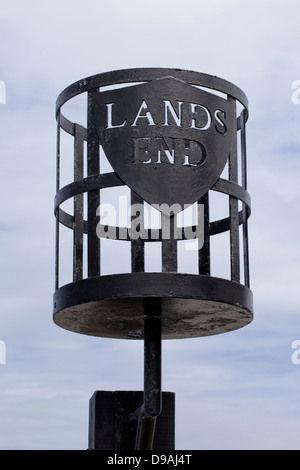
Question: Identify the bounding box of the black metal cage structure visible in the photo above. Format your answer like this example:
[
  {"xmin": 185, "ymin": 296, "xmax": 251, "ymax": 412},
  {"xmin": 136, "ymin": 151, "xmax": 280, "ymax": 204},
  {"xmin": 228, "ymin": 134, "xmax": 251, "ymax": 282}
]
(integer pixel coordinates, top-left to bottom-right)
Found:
[
  {"xmin": 53, "ymin": 68, "xmax": 253, "ymax": 450},
  {"xmin": 53, "ymin": 68, "xmax": 253, "ymax": 340}
]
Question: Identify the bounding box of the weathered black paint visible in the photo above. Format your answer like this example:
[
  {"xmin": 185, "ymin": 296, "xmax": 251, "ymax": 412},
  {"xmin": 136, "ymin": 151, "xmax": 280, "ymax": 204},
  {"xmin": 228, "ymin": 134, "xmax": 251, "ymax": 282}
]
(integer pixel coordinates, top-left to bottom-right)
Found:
[
  {"xmin": 54, "ymin": 68, "xmax": 252, "ymax": 339},
  {"xmin": 54, "ymin": 68, "xmax": 252, "ymax": 451},
  {"xmin": 93, "ymin": 76, "xmax": 235, "ymax": 211}
]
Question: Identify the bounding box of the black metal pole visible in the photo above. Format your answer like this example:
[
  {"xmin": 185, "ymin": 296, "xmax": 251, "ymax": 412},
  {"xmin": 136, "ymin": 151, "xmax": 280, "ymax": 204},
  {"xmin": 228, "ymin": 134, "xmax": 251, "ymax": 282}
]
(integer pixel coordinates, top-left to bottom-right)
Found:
[{"xmin": 135, "ymin": 298, "xmax": 162, "ymax": 450}]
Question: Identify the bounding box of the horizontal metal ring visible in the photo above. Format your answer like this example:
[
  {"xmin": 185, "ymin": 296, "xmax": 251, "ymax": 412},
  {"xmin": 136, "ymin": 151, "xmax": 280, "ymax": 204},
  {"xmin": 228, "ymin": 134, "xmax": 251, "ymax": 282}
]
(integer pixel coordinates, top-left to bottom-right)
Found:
[
  {"xmin": 56, "ymin": 68, "xmax": 249, "ymax": 119},
  {"xmin": 57, "ymin": 207, "xmax": 248, "ymax": 239},
  {"xmin": 55, "ymin": 174, "xmax": 251, "ymax": 238},
  {"xmin": 53, "ymin": 273, "xmax": 253, "ymax": 339},
  {"xmin": 55, "ymin": 175, "xmax": 250, "ymax": 215},
  {"xmin": 54, "ymin": 172, "xmax": 125, "ymax": 214}
]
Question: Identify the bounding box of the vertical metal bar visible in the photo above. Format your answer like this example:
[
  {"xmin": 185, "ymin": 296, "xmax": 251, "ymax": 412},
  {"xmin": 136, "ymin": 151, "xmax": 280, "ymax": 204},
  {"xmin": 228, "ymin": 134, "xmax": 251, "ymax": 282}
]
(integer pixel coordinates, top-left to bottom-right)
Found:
[
  {"xmin": 135, "ymin": 298, "xmax": 162, "ymax": 450},
  {"xmin": 162, "ymin": 213, "xmax": 177, "ymax": 272},
  {"xmin": 198, "ymin": 193, "xmax": 210, "ymax": 275},
  {"xmin": 55, "ymin": 112, "xmax": 61, "ymax": 290},
  {"xmin": 131, "ymin": 190, "xmax": 145, "ymax": 273},
  {"xmin": 240, "ymin": 109, "xmax": 250, "ymax": 288},
  {"xmin": 73, "ymin": 123, "xmax": 84, "ymax": 282},
  {"xmin": 143, "ymin": 300, "xmax": 162, "ymax": 417},
  {"xmin": 87, "ymin": 90, "xmax": 100, "ymax": 277},
  {"xmin": 135, "ymin": 415, "xmax": 157, "ymax": 450},
  {"xmin": 228, "ymin": 97, "xmax": 240, "ymax": 283}
]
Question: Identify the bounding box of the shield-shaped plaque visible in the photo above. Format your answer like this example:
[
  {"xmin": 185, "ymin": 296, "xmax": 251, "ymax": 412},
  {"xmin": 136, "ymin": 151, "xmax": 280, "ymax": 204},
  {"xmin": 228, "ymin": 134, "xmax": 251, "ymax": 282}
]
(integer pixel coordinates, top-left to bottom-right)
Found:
[{"xmin": 93, "ymin": 76, "xmax": 235, "ymax": 213}]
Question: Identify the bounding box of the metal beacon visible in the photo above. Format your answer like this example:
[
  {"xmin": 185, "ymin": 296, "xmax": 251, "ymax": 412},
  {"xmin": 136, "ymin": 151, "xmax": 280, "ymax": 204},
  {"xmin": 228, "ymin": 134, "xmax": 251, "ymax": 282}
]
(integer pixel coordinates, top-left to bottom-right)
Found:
[{"xmin": 53, "ymin": 68, "xmax": 253, "ymax": 450}]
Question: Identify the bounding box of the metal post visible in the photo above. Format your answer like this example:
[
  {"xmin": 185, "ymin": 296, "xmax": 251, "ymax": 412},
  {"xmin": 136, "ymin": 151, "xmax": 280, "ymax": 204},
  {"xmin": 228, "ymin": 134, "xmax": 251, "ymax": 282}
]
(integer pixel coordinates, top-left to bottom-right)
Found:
[
  {"xmin": 135, "ymin": 298, "xmax": 162, "ymax": 450},
  {"xmin": 54, "ymin": 69, "xmax": 253, "ymax": 450}
]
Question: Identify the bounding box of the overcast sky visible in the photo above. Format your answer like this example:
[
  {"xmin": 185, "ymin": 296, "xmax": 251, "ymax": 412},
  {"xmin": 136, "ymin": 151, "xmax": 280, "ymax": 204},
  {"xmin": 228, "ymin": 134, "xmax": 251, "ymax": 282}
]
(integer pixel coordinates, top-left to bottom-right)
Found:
[{"xmin": 1, "ymin": 0, "xmax": 300, "ymax": 450}]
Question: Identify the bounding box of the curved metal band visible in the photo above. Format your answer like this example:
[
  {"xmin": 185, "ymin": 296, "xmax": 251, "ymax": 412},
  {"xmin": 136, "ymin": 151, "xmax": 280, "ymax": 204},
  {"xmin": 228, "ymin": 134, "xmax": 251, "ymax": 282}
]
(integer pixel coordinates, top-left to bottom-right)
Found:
[
  {"xmin": 53, "ymin": 272, "xmax": 253, "ymax": 315},
  {"xmin": 54, "ymin": 173, "xmax": 251, "ymax": 238},
  {"xmin": 54, "ymin": 172, "xmax": 125, "ymax": 213},
  {"xmin": 211, "ymin": 178, "xmax": 251, "ymax": 209},
  {"xmin": 57, "ymin": 206, "xmax": 247, "ymax": 239},
  {"xmin": 56, "ymin": 68, "xmax": 249, "ymax": 120},
  {"xmin": 55, "ymin": 174, "xmax": 250, "ymax": 214}
]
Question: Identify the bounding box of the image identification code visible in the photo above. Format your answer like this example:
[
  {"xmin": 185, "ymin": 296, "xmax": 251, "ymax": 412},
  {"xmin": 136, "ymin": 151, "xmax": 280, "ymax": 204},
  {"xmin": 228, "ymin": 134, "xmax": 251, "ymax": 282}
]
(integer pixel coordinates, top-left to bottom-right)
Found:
[{"xmin": 107, "ymin": 454, "xmax": 192, "ymax": 467}]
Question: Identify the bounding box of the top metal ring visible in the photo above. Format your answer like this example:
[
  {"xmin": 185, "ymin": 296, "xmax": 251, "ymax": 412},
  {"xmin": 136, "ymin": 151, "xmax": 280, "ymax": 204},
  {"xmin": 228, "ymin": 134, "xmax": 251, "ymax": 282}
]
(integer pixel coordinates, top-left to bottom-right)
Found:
[{"xmin": 56, "ymin": 67, "xmax": 249, "ymax": 119}]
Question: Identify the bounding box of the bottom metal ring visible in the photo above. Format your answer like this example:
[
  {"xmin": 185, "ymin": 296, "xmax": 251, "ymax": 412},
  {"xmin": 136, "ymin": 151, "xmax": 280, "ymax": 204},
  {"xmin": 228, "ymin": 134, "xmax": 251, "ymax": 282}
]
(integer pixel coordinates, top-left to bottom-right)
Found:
[{"xmin": 53, "ymin": 273, "xmax": 253, "ymax": 339}]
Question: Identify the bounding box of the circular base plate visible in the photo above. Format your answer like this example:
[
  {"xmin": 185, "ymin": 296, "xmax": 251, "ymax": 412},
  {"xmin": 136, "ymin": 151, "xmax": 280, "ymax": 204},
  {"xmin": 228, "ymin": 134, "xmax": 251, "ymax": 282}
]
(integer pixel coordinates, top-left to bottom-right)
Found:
[
  {"xmin": 53, "ymin": 273, "xmax": 253, "ymax": 339},
  {"xmin": 54, "ymin": 297, "xmax": 252, "ymax": 339}
]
